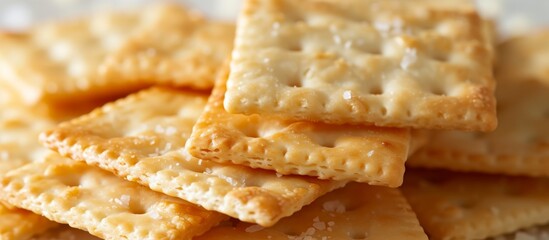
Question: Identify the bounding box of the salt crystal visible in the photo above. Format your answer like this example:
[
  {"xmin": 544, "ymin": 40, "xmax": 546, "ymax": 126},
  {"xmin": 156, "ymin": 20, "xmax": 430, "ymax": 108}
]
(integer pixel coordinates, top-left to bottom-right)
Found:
[
  {"xmin": 343, "ymin": 90, "xmax": 352, "ymax": 100},
  {"xmin": 367, "ymin": 150, "xmax": 375, "ymax": 157},
  {"xmin": 400, "ymin": 48, "xmax": 417, "ymax": 70}
]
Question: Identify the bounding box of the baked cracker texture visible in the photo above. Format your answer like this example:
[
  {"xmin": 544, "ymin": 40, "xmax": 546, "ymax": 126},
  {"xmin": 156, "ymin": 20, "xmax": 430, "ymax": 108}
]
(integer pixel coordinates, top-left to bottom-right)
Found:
[
  {"xmin": 41, "ymin": 88, "xmax": 345, "ymax": 227},
  {"xmin": 408, "ymin": 32, "xmax": 549, "ymax": 177},
  {"xmin": 197, "ymin": 182, "xmax": 427, "ymax": 239},
  {"xmin": 188, "ymin": 65, "xmax": 412, "ymax": 187},
  {"xmin": 403, "ymin": 169, "xmax": 549, "ymax": 240},
  {"xmin": 224, "ymin": 0, "xmax": 496, "ymax": 131},
  {"xmin": 0, "ymin": 102, "xmax": 61, "ymax": 239},
  {"xmin": 0, "ymin": 4, "xmax": 233, "ymax": 104},
  {"xmin": 0, "ymin": 155, "xmax": 226, "ymax": 240},
  {"xmin": 197, "ymin": 182, "xmax": 427, "ymax": 240}
]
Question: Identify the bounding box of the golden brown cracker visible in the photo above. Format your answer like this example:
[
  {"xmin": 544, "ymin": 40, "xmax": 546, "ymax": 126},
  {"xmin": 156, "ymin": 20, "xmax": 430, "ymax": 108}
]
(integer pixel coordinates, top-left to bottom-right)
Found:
[
  {"xmin": 197, "ymin": 182, "xmax": 427, "ymax": 240},
  {"xmin": 224, "ymin": 0, "xmax": 496, "ymax": 131},
  {"xmin": 0, "ymin": 155, "xmax": 226, "ymax": 240},
  {"xmin": 187, "ymin": 65, "xmax": 411, "ymax": 186},
  {"xmin": 402, "ymin": 169, "xmax": 549, "ymax": 240},
  {"xmin": 41, "ymin": 88, "xmax": 345, "ymax": 227},
  {"xmin": 408, "ymin": 32, "xmax": 549, "ymax": 177},
  {"xmin": 0, "ymin": 4, "xmax": 233, "ymax": 104}
]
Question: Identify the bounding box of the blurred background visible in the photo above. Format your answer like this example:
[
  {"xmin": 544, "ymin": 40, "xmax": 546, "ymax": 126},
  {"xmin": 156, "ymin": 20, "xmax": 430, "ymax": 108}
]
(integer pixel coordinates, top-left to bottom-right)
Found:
[{"xmin": 0, "ymin": 0, "xmax": 548, "ymax": 38}]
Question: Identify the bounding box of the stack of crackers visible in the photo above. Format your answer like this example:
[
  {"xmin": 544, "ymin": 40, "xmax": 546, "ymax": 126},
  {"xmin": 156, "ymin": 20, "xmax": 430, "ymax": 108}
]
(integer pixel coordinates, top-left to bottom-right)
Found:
[{"xmin": 0, "ymin": 1, "xmax": 547, "ymax": 239}]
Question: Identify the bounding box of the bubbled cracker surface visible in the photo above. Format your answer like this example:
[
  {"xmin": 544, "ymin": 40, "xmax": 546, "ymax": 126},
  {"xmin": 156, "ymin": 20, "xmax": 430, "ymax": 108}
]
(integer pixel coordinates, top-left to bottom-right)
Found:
[
  {"xmin": 0, "ymin": 4, "xmax": 233, "ymax": 104},
  {"xmin": 41, "ymin": 88, "xmax": 345, "ymax": 227},
  {"xmin": 224, "ymin": 0, "xmax": 496, "ymax": 131},
  {"xmin": 0, "ymin": 203, "xmax": 58, "ymax": 240},
  {"xmin": 402, "ymin": 169, "xmax": 549, "ymax": 240},
  {"xmin": 0, "ymin": 155, "xmax": 226, "ymax": 240},
  {"xmin": 187, "ymin": 65, "xmax": 411, "ymax": 187},
  {"xmin": 197, "ymin": 182, "xmax": 427, "ymax": 240},
  {"xmin": 408, "ymin": 32, "xmax": 549, "ymax": 177}
]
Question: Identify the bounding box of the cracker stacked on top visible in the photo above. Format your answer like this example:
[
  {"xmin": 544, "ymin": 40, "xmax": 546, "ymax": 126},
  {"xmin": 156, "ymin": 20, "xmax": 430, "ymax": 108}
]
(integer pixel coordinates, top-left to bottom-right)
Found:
[{"xmin": 0, "ymin": 0, "xmax": 547, "ymax": 239}]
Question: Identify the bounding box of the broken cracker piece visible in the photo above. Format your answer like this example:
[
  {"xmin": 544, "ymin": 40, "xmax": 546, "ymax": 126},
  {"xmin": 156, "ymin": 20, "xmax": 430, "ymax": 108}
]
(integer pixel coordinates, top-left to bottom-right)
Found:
[{"xmin": 41, "ymin": 87, "xmax": 345, "ymax": 227}]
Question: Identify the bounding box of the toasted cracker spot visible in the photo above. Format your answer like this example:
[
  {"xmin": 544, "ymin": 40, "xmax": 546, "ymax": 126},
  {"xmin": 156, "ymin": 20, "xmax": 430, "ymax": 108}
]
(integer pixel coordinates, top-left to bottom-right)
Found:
[
  {"xmin": 402, "ymin": 169, "xmax": 549, "ymax": 240},
  {"xmin": 0, "ymin": 155, "xmax": 226, "ymax": 240},
  {"xmin": 41, "ymin": 87, "xmax": 345, "ymax": 227},
  {"xmin": 224, "ymin": 0, "xmax": 496, "ymax": 131},
  {"xmin": 187, "ymin": 64, "xmax": 412, "ymax": 186},
  {"xmin": 408, "ymin": 32, "xmax": 549, "ymax": 177},
  {"xmin": 197, "ymin": 182, "xmax": 428, "ymax": 240},
  {"xmin": 0, "ymin": 4, "xmax": 234, "ymax": 104}
]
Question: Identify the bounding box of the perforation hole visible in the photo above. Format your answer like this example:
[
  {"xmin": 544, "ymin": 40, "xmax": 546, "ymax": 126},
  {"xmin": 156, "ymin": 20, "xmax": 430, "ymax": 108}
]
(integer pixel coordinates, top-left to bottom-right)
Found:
[
  {"xmin": 431, "ymin": 87, "xmax": 448, "ymax": 96},
  {"xmin": 369, "ymin": 85, "xmax": 383, "ymax": 95},
  {"xmin": 59, "ymin": 174, "xmax": 81, "ymax": 187},
  {"xmin": 286, "ymin": 41, "xmax": 303, "ymax": 52},
  {"xmin": 348, "ymin": 231, "xmax": 368, "ymax": 239},
  {"xmin": 129, "ymin": 201, "xmax": 147, "ymax": 215},
  {"xmin": 286, "ymin": 77, "xmax": 303, "ymax": 88},
  {"xmin": 432, "ymin": 52, "xmax": 449, "ymax": 62},
  {"xmin": 380, "ymin": 107, "xmax": 387, "ymax": 116}
]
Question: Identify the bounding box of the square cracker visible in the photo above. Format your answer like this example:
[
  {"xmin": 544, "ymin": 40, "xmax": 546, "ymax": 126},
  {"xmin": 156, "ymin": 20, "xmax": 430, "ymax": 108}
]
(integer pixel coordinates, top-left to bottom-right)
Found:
[
  {"xmin": 402, "ymin": 169, "xmax": 549, "ymax": 240},
  {"xmin": 0, "ymin": 154, "xmax": 226, "ymax": 240},
  {"xmin": 197, "ymin": 182, "xmax": 427, "ymax": 240},
  {"xmin": 187, "ymin": 65, "xmax": 412, "ymax": 187},
  {"xmin": 41, "ymin": 88, "xmax": 346, "ymax": 227},
  {"xmin": 408, "ymin": 32, "xmax": 549, "ymax": 177},
  {"xmin": 224, "ymin": 0, "xmax": 496, "ymax": 131},
  {"xmin": 0, "ymin": 4, "xmax": 233, "ymax": 104}
]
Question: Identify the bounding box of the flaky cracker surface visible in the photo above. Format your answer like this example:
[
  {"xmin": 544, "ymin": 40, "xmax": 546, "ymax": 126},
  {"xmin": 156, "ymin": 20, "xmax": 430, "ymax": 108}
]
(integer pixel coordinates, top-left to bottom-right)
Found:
[
  {"xmin": 224, "ymin": 0, "xmax": 496, "ymax": 131},
  {"xmin": 188, "ymin": 65, "xmax": 411, "ymax": 186},
  {"xmin": 41, "ymin": 88, "xmax": 345, "ymax": 227},
  {"xmin": 197, "ymin": 182, "xmax": 427, "ymax": 240}
]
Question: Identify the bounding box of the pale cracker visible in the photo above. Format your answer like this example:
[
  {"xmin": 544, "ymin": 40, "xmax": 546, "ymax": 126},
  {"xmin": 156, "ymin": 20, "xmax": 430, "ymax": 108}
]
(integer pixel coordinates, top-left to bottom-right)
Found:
[
  {"xmin": 31, "ymin": 225, "xmax": 101, "ymax": 240},
  {"xmin": 402, "ymin": 169, "xmax": 549, "ymax": 240},
  {"xmin": 187, "ymin": 65, "xmax": 411, "ymax": 187},
  {"xmin": 0, "ymin": 154, "xmax": 226, "ymax": 240},
  {"xmin": 0, "ymin": 4, "xmax": 233, "ymax": 104},
  {"xmin": 408, "ymin": 33, "xmax": 549, "ymax": 177},
  {"xmin": 224, "ymin": 0, "xmax": 496, "ymax": 131},
  {"xmin": 197, "ymin": 182, "xmax": 427, "ymax": 240},
  {"xmin": 41, "ymin": 88, "xmax": 346, "ymax": 227}
]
